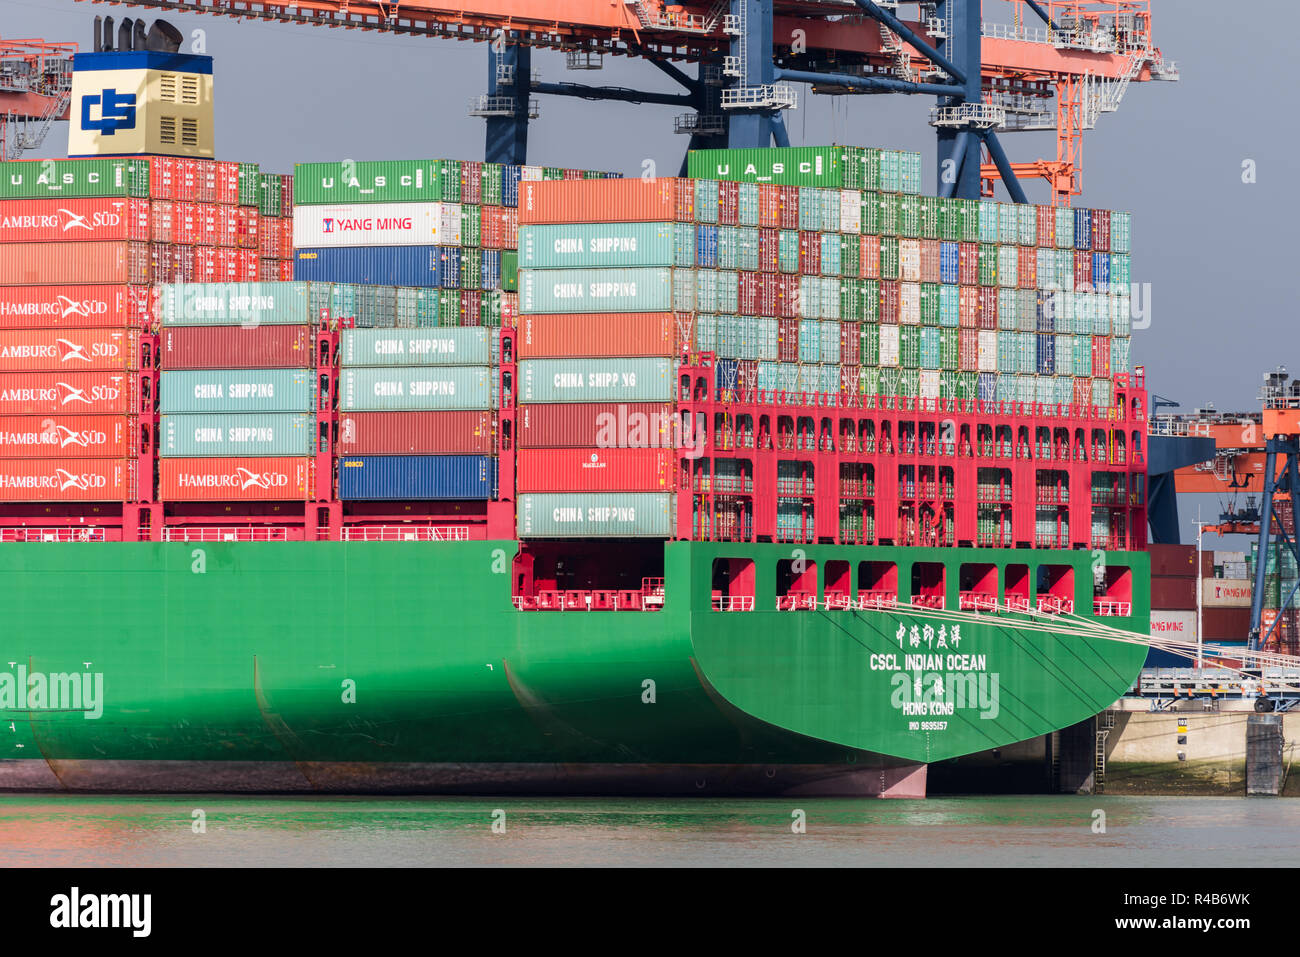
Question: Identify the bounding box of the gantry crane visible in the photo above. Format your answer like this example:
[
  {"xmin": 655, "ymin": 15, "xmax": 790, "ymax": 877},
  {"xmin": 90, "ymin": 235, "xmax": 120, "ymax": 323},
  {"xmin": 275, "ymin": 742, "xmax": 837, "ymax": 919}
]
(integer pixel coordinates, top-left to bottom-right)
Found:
[
  {"xmin": 75, "ymin": 0, "xmax": 1176, "ymax": 204},
  {"xmin": 0, "ymin": 37, "xmax": 77, "ymax": 160}
]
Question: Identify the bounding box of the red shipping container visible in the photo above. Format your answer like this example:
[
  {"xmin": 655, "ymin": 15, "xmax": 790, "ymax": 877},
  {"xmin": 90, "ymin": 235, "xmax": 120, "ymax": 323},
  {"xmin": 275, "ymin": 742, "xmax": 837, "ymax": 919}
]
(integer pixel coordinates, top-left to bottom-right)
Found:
[
  {"xmin": 1202, "ymin": 606, "xmax": 1251, "ymax": 640},
  {"xmin": 0, "ymin": 414, "xmax": 136, "ymax": 458},
  {"xmin": 919, "ymin": 239, "xmax": 941, "ymax": 283},
  {"xmin": 198, "ymin": 203, "xmax": 220, "ymax": 247},
  {"xmin": 162, "ymin": 325, "xmax": 312, "ymax": 370},
  {"xmin": 194, "ymin": 159, "xmax": 215, "ymax": 203},
  {"xmin": 718, "ymin": 180, "xmax": 739, "ymax": 226},
  {"xmin": 1036, "ymin": 205, "xmax": 1055, "ymax": 247},
  {"xmin": 339, "ymin": 410, "xmax": 494, "ymax": 455},
  {"xmin": 236, "ymin": 250, "xmax": 259, "ymax": 281},
  {"xmin": 860, "ymin": 235, "xmax": 881, "ymax": 279},
  {"xmin": 193, "ymin": 247, "xmax": 219, "ymax": 282},
  {"xmin": 501, "ymin": 292, "xmax": 518, "ymax": 329},
  {"xmin": 518, "ymin": 402, "xmax": 675, "ymax": 449},
  {"xmin": 520, "ymin": 178, "xmax": 687, "ymax": 224},
  {"xmin": 215, "ymin": 205, "xmax": 238, "ymax": 247},
  {"xmin": 738, "ymin": 272, "xmax": 758, "ymax": 314},
  {"xmin": 1074, "ymin": 250, "xmax": 1093, "ymax": 290},
  {"xmin": 777, "ymin": 318, "xmax": 799, "ymax": 361},
  {"xmin": 178, "ymin": 159, "xmax": 200, "ymax": 196},
  {"xmin": 777, "ymin": 274, "xmax": 799, "ymax": 319},
  {"xmin": 0, "ymin": 371, "xmax": 136, "ymax": 415},
  {"xmin": 1017, "ymin": 245, "xmax": 1037, "ymax": 288},
  {"xmin": 880, "ymin": 281, "xmax": 900, "ymax": 324},
  {"xmin": 957, "ymin": 242, "xmax": 978, "ymax": 285},
  {"xmin": 235, "ymin": 206, "xmax": 259, "ymax": 249},
  {"xmin": 0, "ymin": 328, "xmax": 139, "ymax": 372},
  {"xmin": 0, "ymin": 457, "xmax": 136, "ymax": 502},
  {"xmin": 840, "ymin": 321, "xmax": 860, "ymax": 365},
  {"xmin": 1073, "ymin": 377, "xmax": 1092, "ymax": 407},
  {"xmin": 460, "ymin": 161, "xmax": 482, "ymax": 205},
  {"xmin": 517, "ymin": 447, "xmax": 676, "ymax": 493},
  {"xmin": 481, "ymin": 206, "xmax": 502, "ymax": 249},
  {"xmin": 977, "ymin": 286, "xmax": 998, "ymax": 330},
  {"xmin": 1092, "ymin": 336, "xmax": 1111, "ymax": 378},
  {"xmin": 778, "ymin": 186, "xmax": 799, "ymax": 229},
  {"xmin": 840, "ymin": 364, "xmax": 859, "ymax": 396},
  {"xmin": 959, "ymin": 328, "xmax": 979, "ymax": 371},
  {"xmin": 461, "ymin": 290, "xmax": 482, "ymax": 327},
  {"xmin": 1148, "ymin": 544, "xmax": 1196, "ymax": 577},
  {"xmin": 758, "ymin": 185, "xmax": 781, "ymax": 227},
  {"xmin": 519, "ymin": 313, "xmax": 676, "ymax": 358},
  {"xmin": 1092, "ymin": 209, "xmax": 1110, "ymax": 253},
  {"xmin": 1151, "ymin": 575, "xmax": 1196, "ymax": 610},
  {"xmin": 160, "ymin": 456, "xmax": 313, "ymax": 501},
  {"xmin": 150, "ymin": 156, "xmax": 177, "ymax": 200},
  {"xmin": 279, "ymin": 217, "xmax": 293, "ymax": 256},
  {"xmin": 958, "ymin": 285, "xmax": 978, "ymax": 328},
  {"xmin": 736, "ymin": 358, "xmax": 758, "ymax": 396},
  {"xmin": 0, "ymin": 242, "xmax": 150, "ymax": 285},
  {"xmin": 276, "ymin": 259, "xmax": 294, "ymax": 281},
  {"xmin": 151, "ymin": 200, "xmax": 174, "ymax": 244},
  {"xmin": 259, "ymin": 259, "xmax": 281, "ymax": 283},
  {"xmin": 0, "ymin": 284, "xmax": 151, "ymax": 329},
  {"xmin": 173, "ymin": 203, "xmax": 201, "ymax": 245},
  {"xmin": 758, "ymin": 228, "xmax": 779, "ymax": 273},
  {"xmin": 759, "ymin": 274, "xmax": 783, "ymax": 317},
  {"xmin": 798, "ymin": 230, "xmax": 820, "ymax": 275},
  {"xmin": 0, "ymin": 198, "xmax": 150, "ymax": 244},
  {"xmin": 215, "ymin": 161, "xmax": 240, "ymax": 205}
]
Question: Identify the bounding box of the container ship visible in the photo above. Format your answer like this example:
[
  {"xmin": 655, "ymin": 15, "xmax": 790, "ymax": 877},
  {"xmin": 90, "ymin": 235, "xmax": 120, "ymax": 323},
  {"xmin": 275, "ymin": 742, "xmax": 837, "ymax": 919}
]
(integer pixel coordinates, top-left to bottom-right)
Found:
[{"xmin": 0, "ymin": 41, "xmax": 1151, "ymax": 797}]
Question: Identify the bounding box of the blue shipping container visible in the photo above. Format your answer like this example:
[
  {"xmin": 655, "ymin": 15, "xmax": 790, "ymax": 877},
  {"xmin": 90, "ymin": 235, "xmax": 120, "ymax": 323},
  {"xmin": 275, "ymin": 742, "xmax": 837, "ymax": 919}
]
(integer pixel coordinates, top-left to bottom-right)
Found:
[
  {"xmin": 977, "ymin": 371, "xmax": 998, "ymax": 402},
  {"xmin": 939, "ymin": 242, "xmax": 959, "ymax": 284},
  {"xmin": 503, "ymin": 165, "xmax": 522, "ymax": 208},
  {"xmin": 1073, "ymin": 208, "xmax": 1092, "ymax": 250},
  {"xmin": 1036, "ymin": 333, "xmax": 1055, "ymax": 375},
  {"xmin": 338, "ymin": 455, "xmax": 497, "ymax": 500},
  {"xmin": 696, "ymin": 225, "xmax": 719, "ymax": 269},
  {"xmin": 482, "ymin": 249, "xmax": 502, "ymax": 291},
  {"xmin": 295, "ymin": 245, "xmax": 462, "ymax": 287},
  {"xmin": 1092, "ymin": 252, "xmax": 1110, "ymax": 291}
]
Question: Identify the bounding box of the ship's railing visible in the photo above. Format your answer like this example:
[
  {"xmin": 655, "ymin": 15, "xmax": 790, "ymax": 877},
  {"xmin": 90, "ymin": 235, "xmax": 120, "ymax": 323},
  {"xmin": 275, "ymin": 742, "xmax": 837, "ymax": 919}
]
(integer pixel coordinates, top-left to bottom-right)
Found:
[
  {"xmin": 823, "ymin": 592, "xmax": 853, "ymax": 610},
  {"xmin": 641, "ymin": 578, "xmax": 666, "ymax": 608},
  {"xmin": 1036, "ymin": 595, "xmax": 1075, "ymax": 615},
  {"xmin": 776, "ymin": 591, "xmax": 818, "ymax": 611},
  {"xmin": 912, "ymin": 594, "xmax": 947, "ymax": 610},
  {"xmin": 1093, "ymin": 599, "xmax": 1132, "ymax": 617},
  {"xmin": 858, "ymin": 590, "xmax": 899, "ymax": 610},
  {"xmin": 0, "ymin": 526, "xmax": 105, "ymax": 543},
  {"xmin": 340, "ymin": 526, "xmax": 471, "ymax": 542},
  {"xmin": 959, "ymin": 592, "xmax": 998, "ymax": 612},
  {"xmin": 713, "ymin": 595, "xmax": 756, "ymax": 611},
  {"xmin": 162, "ymin": 527, "xmax": 290, "ymax": 542},
  {"xmin": 515, "ymin": 587, "xmax": 662, "ymax": 611},
  {"xmin": 1004, "ymin": 595, "xmax": 1031, "ymax": 612}
]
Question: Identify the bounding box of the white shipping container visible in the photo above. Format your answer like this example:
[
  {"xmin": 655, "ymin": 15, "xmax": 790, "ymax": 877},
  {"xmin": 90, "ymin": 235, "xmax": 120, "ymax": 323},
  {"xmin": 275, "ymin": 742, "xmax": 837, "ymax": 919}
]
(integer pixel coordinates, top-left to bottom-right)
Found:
[
  {"xmin": 977, "ymin": 330, "xmax": 998, "ymax": 372},
  {"xmin": 880, "ymin": 325, "xmax": 900, "ymax": 367},
  {"xmin": 1150, "ymin": 609, "xmax": 1197, "ymax": 645},
  {"xmin": 899, "ymin": 239, "xmax": 921, "ymax": 282},
  {"xmin": 520, "ymin": 166, "xmax": 544, "ymax": 182},
  {"xmin": 1216, "ymin": 550, "xmax": 1246, "ymax": 564},
  {"xmin": 293, "ymin": 201, "xmax": 462, "ymax": 248},
  {"xmin": 840, "ymin": 190, "xmax": 861, "ymax": 234},
  {"xmin": 1203, "ymin": 579, "xmax": 1253, "ymax": 608},
  {"xmin": 919, "ymin": 369, "xmax": 940, "ymax": 400},
  {"xmin": 900, "ymin": 281, "xmax": 921, "ymax": 324}
]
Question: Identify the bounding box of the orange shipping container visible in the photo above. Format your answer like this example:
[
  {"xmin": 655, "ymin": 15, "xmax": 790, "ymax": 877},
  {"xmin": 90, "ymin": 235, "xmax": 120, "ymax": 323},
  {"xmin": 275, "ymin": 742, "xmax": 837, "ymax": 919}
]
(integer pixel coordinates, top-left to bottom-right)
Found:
[
  {"xmin": 0, "ymin": 457, "xmax": 136, "ymax": 501},
  {"xmin": 520, "ymin": 178, "xmax": 692, "ymax": 225},
  {"xmin": 0, "ymin": 329, "xmax": 139, "ymax": 372},
  {"xmin": 519, "ymin": 313, "xmax": 677, "ymax": 358},
  {"xmin": 0, "ymin": 371, "xmax": 136, "ymax": 415},
  {"xmin": 0, "ymin": 415, "xmax": 136, "ymax": 458},
  {"xmin": 0, "ymin": 284, "xmax": 151, "ymax": 329},
  {"xmin": 0, "ymin": 242, "xmax": 151, "ymax": 285},
  {"xmin": 159, "ymin": 456, "xmax": 314, "ymax": 501},
  {"xmin": 517, "ymin": 447, "xmax": 677, "ymax": 493}
]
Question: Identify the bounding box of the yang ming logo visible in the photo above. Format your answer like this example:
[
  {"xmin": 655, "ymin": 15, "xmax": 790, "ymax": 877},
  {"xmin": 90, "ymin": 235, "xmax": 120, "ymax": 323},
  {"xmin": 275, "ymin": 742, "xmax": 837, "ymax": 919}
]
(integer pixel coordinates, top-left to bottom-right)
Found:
[
  {"xmin": 322, "ymin": 218, "xmax": 335, "ymax": 233},
  {"xmin": 81, "ymin": 88, "xmax": 137, "ymax": 135}
]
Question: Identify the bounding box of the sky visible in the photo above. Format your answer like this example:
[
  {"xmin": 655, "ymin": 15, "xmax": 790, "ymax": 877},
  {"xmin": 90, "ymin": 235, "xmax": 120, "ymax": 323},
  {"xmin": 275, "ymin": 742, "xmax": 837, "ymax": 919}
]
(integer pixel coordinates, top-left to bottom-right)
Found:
[{"xmin": 4, "ymin": 0, "xmax": 1293, "ymax": 546}]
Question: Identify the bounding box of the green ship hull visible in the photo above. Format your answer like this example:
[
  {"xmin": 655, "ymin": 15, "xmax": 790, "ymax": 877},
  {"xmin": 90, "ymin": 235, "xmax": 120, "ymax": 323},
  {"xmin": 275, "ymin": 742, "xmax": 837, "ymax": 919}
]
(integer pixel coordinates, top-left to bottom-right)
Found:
[{"xmin": 0, "ymin": 541, "xmax": 1148, "ymax": 797}]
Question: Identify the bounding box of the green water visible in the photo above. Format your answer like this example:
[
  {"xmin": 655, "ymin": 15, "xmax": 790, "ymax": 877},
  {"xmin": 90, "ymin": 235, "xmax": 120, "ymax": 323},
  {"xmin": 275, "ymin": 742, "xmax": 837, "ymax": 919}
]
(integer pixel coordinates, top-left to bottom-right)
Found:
[{"xmin": 0, "ymin": 796, "xmax": 1295, "ymax": 867}]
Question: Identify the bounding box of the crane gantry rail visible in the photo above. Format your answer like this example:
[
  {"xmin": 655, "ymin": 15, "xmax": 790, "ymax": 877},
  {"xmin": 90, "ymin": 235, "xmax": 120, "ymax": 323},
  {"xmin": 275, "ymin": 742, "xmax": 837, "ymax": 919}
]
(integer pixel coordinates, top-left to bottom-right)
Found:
[
  {"xmin": 0, "ymin": 37, "xmax": 77, "ymax": 160},
  {"xmin": 73, "ymin": 0, "xmax": 1176, "ymax": 203}
]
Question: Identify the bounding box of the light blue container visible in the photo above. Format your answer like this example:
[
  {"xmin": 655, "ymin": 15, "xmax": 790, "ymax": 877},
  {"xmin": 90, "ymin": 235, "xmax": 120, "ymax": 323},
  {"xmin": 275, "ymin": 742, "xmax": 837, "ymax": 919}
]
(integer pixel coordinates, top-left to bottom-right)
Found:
[
  {"xmin": 517, "ymin": 222, "xmax": 678, "ymax": 269},
  {"xmin": 160, "ymin": 282, "xmax": 311, "ymax": 327},
  {"xmin": 518, "ymin": 493, "xmax": 674, "ymax": 538},
  {"xmin": 339, "ymin": 366, "xmax": 493, "ymax": 411},
  {"xmin": 519, "ymin": 358, "xmax": 674, "ymax": 403},
  {"xmin": 161, "ymin": 369, "xmax": 315, "ymax": 414},
  {"xmin": 160, "ymin": 413, "xmax": 315, "ymax": 457},
  {"xmin": 519, "ymin": 267, "xmax": 673, "ymax": 314}
]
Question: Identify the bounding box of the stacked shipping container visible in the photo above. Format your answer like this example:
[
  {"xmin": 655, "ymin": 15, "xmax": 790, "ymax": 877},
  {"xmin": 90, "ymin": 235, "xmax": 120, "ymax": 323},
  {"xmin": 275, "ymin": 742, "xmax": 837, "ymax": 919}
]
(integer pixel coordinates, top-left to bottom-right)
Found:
[{"xmin": 158, "ymin": 282, "xmax": 316, "ymax": 500}]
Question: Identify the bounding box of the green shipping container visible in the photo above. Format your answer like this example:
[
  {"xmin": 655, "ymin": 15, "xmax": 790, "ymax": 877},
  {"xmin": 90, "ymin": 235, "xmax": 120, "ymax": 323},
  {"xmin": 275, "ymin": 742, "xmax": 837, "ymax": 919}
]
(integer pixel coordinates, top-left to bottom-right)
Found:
[
  {"xmin": 461, "ymin": 204, "xmax": 481, "ymax": 247},
  {"xmin": 502, "ymin": 251, "xmax": 519, "ymax": 292},
  {"xmin": 340, "ymin": 328, "xmax": 493, "ymax": 367},
  {"xmin": 293, "ymin": 160, "xmax": 444, "ymax": 205},
  {"xmin": 518, "ymin": 493, "xmax": 674, "ymax": 538},
  {"xmin": 687, "ymin": 146, "xmax": 842, "ymax": 187},
  {"xmin": 161, "ymin": 369, "xmax": 316, "ymax": 414},
  {"xmin": 161, "ymin": 282, "xmax": 312, "ymax": 326},
  {"xmin": 339, "ymin": 366, "xmax": 493, "ymax": 411},
  {"xmin": 861, "ymin": 191, "xmax": 881, "ymax": 235},
  {"xmin": 519, "ymin": 267, "xmax": 673, "ymax": 314},
  {"xmin": 519, "ymin": 358, "xmax": 674, "ymax": 403},
  {"xmin": 0, "ymin": 158, "xmax": 150, "ymax": 200},
  {"xmin": 258, "ymin": 174, "xmax": 284, "ymax": 218},
  {"xmin": 160, "ymin": 413, "xmax": 315, "ymax": 457},
  {"xmin": 518, "ymin": 222, "xmax": 678, "ymax": 268},
  {"xmin": 237, "ymin": 163, "xmax": 261, "ymax": 207}
]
